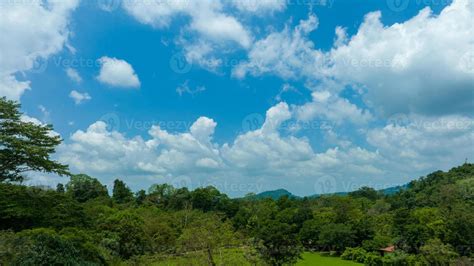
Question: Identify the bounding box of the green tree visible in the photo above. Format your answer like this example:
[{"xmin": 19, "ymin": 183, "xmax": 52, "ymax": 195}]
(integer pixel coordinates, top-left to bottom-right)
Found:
[
  {"xmin": 299, "ymin": 219, "xmax": 321, "ymax": 249},
  {"xmin": 135, "ymin": 189, "xmax": 146, "ymax": 205},
  {"xmin": 178, "ymin": 213, "xmax": 237, "ymax": 266},
  {"xmin": 56, "ymin": 183, "xmax": 65, "ymax": 193},
  {"xmin": 318, "ymin": 223, "xmax": 355, "ymax": 252},
  {"xmin": 420, "ymin": 238, "xmax": 458, "ymax": 265},
  {"xmin": 0, "ymin": 228, "xmax": 103, "ymax": 265},
  {"xmin": 0, "ymin": 183, "xmax": 85, "ymax": 230},
  {"xmin": 100, "ymin": 210, "xmax": 147, "ymax": 259},
  {"xmin": 66, "ymin": 174, "xmax": 109, "ymax": 203},
  {"xmin": 0, "ymin": 97, "xmax": 69, "ymax": 182},
  {"xmin": 112, "ymin": 179, "xmax": 134, "ymax": 204},
  {"xmin": 349, "ymin": 186, "xmax": 380, "ymax": 201},
  {"xmin": 190, "ymin": 186, "xmax": 221, "ymax": 211},
  {"xmin": 255, "ymin": 219, "xmax": 302, "ymax": 266}
]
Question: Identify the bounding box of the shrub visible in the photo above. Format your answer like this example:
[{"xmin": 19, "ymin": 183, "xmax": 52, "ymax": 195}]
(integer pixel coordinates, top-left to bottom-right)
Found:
[
  {"xmin": 381, "ymin": 251, "xmax": 423, "ymax": 266},
  {"xmin": 0, "ymin": 228, "xmax": 104, "ymax": 265},
  {"xmin": 364, "ymin": 253, "xmax": 383, "ymax": 266},
  {"xmin": 420, "ymin": 238, "xmax": 458, "ymax": 265},
  {"xmin": 341, "ymin": 247, "xmax": 367, "ymax": 262}
]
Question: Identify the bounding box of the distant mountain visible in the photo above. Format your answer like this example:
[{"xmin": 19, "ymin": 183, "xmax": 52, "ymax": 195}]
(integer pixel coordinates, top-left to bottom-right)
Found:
[
  {"xmin": 380, "ymin": 183, "xmax": 410, "ymax": 195},
  {"xmin": 249, "ymin": 189, "xmax": 297, "ymax": 200},
  {"xmin": 246, "ymin": 183, "xmax": 410, "ymax": 200}
]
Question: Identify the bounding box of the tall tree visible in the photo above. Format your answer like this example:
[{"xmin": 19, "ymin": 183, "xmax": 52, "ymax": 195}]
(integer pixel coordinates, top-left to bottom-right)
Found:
[
  {"xmin": 0, "ymin": 97, "xmax": 69, "ymax": 182},
  {"xmin": 255, "ymin": 219, "xmax": 302, "ymax": 266},
  {"xmin": 112, "ymin": 179, "xmax": 134, "ymax": 204},
  {"xmin": 178, "ymin": 213, "xmax": 237, "ymax": 266},
  {"xmin": 66, "ymin": 174, "xmax": 109, "ymax": 203}
]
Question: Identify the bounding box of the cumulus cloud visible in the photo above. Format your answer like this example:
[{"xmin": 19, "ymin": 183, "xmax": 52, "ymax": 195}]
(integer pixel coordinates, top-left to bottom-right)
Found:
[
  {"xmin": 236, "ymin": 0, "xmax": 474, "ymax": 116},
  {"xmin": 233, "ymin": 14, "xmax": 324, "ymax": 79},
  {"xmin": 327, "ymin": 0, "xmax": 474, "ymax": 116},
  {"xmin": 123, "ymin": 0, "xmax": 252, "ymax": 48},
  {"xmin": 0, "ymin": 0, "xmax": 79, "ymax": 100},
  {"xmin": 367, "ymin": 115, "xmax": 474, "ymax": 171},
  {"xmin": 56, "ymin": 99, "xmax": 473, "ymax": 196},
  {"xmin": 123, "ymin": 0, "xmax": 253, "ymax": 71},
  {"xmin": 295, "ymin": 91, "xmax": 373, "ymax": 125},
  {"xmin": 97, "ymin": 57, "xmax": 141, "ymax": 88},
  {"xmin": 69, "ymin": 90, "xmax": 91, "ymax": 105},
  {"xmin": 191, "ymin": 11, "xmax": 252, "ymax": 48},
  {"xmin": 59, "ymin": 116, "xmax": 222, "ymax": 177}
]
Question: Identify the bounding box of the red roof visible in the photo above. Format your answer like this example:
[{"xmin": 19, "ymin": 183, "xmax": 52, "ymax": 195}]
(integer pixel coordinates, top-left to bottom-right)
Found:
[{"xmin": 379, "ymin": 246, "xmax": 395, "ymax": 252}]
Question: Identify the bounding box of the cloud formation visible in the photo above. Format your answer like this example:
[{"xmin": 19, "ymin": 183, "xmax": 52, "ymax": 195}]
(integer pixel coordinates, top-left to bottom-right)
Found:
[
  {"xmin": 57, "ymin": 101, "xmax": 473, "ymax": 196},
  {"xmin": 123, "ymin": 0, "xmax": 252, "ymax": 48},
  {"xmin": 66, "ymin": 68, "xmax": 82, "ymax": 83},
  {"xmin": 0, "ymin": 0, "xmax": 79, "ymax": 100},
  {"xmin": 97, "ymin": 57, "xmax": 141, "ymax": 88},
  {"xmin": 69, "ymin": 90, "xmax": 91, "ymax": 105},
  {"xmin": 235, "ymin": 0, "xmax": 474, "ymax": 116}
]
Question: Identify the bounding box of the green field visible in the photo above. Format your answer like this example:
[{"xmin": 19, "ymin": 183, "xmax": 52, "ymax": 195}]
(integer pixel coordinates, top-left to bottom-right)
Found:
[
  {"xmin": 134, "ymin": 250, "xmax": 362, "ymax": 266},
  {"xmin": 296, "ymin": 252, "xmax": 363, "ymax": 266}
]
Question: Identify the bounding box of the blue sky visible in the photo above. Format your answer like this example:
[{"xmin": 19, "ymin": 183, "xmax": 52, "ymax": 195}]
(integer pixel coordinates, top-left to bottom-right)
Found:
[{"xmin": 1, "ymin": 0, "xmax": 473, "ymax": 196}]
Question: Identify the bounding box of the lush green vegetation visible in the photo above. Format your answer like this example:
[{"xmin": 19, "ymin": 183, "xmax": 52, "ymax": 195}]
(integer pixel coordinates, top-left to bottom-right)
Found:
[
  {"xmin": 1, "ymin": 97, "xmax": 473, "ymax": 265},
  {"xmin": 297, "ymin": 252, "xmax": 362, "ymax": 266}
]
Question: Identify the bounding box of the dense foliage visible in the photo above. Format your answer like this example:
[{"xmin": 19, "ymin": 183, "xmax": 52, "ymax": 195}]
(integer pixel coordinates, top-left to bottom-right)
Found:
[
  {"xmin": 0, "ymin": 98, "xmax": 473, "ymax": 265},
  {"xmin": 1, "ymin": 163, "xmax": 472, "ymax": 265}
]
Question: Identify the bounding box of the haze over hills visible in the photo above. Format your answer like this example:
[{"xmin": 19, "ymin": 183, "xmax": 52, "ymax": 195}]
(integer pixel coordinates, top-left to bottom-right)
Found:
[{"xmin": 248, "ymin": 184, "xmax": 411, "ymax": 200}]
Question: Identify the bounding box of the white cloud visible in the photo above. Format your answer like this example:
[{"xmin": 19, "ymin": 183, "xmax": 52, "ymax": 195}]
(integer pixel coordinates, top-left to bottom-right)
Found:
[
  {"xmin": 69, "ymin": 90, "xmax": 91, "ymax": 105},
  {"xmin": 59, "ymin": 116, "xmax": 222, "ymax": 177},
  {"xmin": 38, "ymin": 105, "xmax": 51, "ymax": 123},
  {"xmin": 123, "ymin": 0, "xmax": 253, "ymax": 72},
  {"xmin": 236, "ymin": 0, "xmax": 474, "ymax": 116},
  {"xmin": 0, "ymin": 75, "xmax": 30, "ymax": 101},
  {"xmin": 295, "ymin": 91, "xmax": 373, "ymax": 125},
  {"xmin": 176, "ymin": 80, "xmax": 206, "ymax": 96},
  {"xmin": 97, "ymin": 56, "xmax": 141, "ymax": 88},
  {"xmin": 180, "ymin": 40, "xmax": 223, "ymax": 71},
  {"xmin": 0, "ymin": 0, "xmax": 79, "ymax": 100},
  {"xmin": 123, "ymin": 0, "xmax": 252, "ymax": 48},
  {"xmin": 59, "ymin": 99, "xmax": 473, "ymax": 196},
  {"xmin": 233, "ymin": 14, "xmax": 324, "ymax": 79},
  {"xmin": 58, "ymin": 103, "xmax": 393, "ymax": 196},
  {"xmin": 66, "ymin": 68, "xmax": 82, "ymax": 83},
  {"xmin": 367, "ymin": 115, "xmax": 474, "ymax": 171},
  {"xmin": 195, "ymin": 157, "xmax": 220, "ymax": 169},
  {"xmin": 326, "ymin": 0, "xmax": 474, "ymax": 116},
  {"xmin": 230, "ymin": 0, "xmax": 286, "ymax": 13},
  {"xmin": 122, "ymin": 0, "xmax": 190, "ymax": 28},
  {"xmin": 191, "ymin": 11, "xmax": 252, "ymax": 48},
  {"xmin": 190, "ymin": 117, "xmax": 217, "ymax": 143}
]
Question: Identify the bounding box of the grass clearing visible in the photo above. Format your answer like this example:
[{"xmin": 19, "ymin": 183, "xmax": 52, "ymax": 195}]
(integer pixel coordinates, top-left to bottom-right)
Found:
[{"xmin": 296, "ymin": 252, "xmax": 363, "ymax": 266}]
